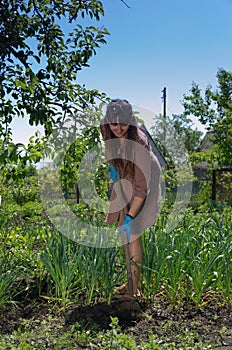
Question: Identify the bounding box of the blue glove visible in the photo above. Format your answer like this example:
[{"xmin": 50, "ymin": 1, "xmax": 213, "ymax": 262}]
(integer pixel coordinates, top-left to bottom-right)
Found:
[
  {"xmin": 120, "ymin": 214, "xmax": 133, "ymax": 243},
  {"xmin": 109, "ymin": 163, "xmax": 120, "ymax": 183}
]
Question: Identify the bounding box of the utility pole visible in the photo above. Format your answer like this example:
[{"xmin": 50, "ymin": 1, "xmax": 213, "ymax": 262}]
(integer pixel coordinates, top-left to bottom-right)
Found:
[
  {"xmin": 162, "ymin": 87, "xmax": 167, "ymax": 120},
  {"xmin": 161, "ymin": 87, "xmax": 167, "ymax": 154}
]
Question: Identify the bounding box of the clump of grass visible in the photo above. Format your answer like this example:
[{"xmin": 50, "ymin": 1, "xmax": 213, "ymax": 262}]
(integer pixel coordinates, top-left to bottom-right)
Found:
[
  {"xmin": 40, "ymin": 231, "xmax": 84, "ymax": 307},
  {"xmin": 40, "ymin": 229, "xmax": 125, "ymax": 306},
  {"xmin": 142, "ymin": 206, "xmax": 232, "ymax": 306},
  {"xmin": 0, "ymin": 261, "xmax": 21, "ymax": 308}
]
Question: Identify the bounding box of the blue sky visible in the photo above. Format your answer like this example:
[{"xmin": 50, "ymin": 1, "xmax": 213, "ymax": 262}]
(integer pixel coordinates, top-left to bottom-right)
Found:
[{"xmin": 13, "ymin": 0, "xmax": 232, "ymax": 142}]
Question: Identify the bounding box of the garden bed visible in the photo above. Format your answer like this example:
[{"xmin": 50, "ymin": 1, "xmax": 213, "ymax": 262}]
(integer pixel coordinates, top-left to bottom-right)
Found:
[{"xmin": 0, "ymin": 295, "xmax": 231, "ymax": 349}]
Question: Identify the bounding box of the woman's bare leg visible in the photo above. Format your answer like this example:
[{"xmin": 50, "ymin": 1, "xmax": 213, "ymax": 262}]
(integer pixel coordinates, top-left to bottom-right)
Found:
[
  {"xmin": 128, "ymin": 235, "xmax": 142, "ymax": 295},
  {"xmin": 122, "ymin": 234, "xmax": 142, "ymax": 296}
]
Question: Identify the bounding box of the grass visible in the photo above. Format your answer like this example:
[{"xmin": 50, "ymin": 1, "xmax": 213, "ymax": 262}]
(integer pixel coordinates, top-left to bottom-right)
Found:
[{"xmin": 0, "ymin": 314, "xmax": 215, "ymax": 350}]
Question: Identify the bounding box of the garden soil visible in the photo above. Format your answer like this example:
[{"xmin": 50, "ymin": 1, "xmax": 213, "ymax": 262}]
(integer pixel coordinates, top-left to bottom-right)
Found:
[{"xmin": 0, "ymin": 295, "xmax": 232, "ymax": 349}]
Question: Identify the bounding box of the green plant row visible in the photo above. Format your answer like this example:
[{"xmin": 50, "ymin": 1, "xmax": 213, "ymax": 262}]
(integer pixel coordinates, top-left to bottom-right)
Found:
[
  {"xmin": 142, "ymin": 205, "xmax": 232, "ymax": 306},
  {"xmin": 0, "ymin": 203, "xmax": 231, "ymax": 308}
]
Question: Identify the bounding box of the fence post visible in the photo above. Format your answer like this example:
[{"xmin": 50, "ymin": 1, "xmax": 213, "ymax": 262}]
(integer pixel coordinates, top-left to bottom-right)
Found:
[{"xmin": 211, "ymin": 169, "xmax": 216, "ymax": 201}]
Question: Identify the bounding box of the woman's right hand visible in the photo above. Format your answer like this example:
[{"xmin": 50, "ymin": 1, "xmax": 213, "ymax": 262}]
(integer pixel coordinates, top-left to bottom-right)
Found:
[{"xmin": 120, "ymin": 214, "xmax": 133, "ymax": 243}]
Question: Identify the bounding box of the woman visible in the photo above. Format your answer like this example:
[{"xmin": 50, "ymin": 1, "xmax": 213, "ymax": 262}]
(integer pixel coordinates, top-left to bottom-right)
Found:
[{"xmin": 100, "ymin": 99, "xmax": 161, "ymax": 300}]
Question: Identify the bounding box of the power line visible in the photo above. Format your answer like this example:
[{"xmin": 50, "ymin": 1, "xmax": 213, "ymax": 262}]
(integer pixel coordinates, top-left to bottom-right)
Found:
[{"xmin": 120, "ymin": 0, "xmax": 130, "ymax": 8}]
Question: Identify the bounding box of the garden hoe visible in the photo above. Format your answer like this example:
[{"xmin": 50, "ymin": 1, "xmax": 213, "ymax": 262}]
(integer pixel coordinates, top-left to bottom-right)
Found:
[
  {"xmin": 124, "ymin": 230, "xmax": 134, "ymax": 298},
  {"xmin": 117, "ymin": 178, "xmax": 141, "ymax": 317},
  {"xmin": 117, "ymin": 211, "xmax": 142, "ymax": 319}
]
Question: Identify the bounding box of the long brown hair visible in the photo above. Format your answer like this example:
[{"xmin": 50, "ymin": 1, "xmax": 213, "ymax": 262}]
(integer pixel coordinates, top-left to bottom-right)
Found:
[{"xmin": 101, "ymin": 99, "xmax": 139, "ymax": 178}]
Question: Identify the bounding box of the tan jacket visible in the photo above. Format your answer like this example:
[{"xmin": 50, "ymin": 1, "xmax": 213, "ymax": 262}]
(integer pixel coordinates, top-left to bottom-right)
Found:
[{"xmin": 101, "ymin": 124, "xmax": 161, "ymax": 234}]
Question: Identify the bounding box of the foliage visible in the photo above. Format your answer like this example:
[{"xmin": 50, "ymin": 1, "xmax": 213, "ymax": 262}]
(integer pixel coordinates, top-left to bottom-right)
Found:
[
  {"xmin": 217, "ymin": 171, "xmax": 232, "ymax": 202},
  {"xmin": 161, "ymin": 166, "xmax": 196, "ymax": 195},
  {"xmin": 0, "ymin": 219, "xmax": 46, "ymax": 302},
  {"xmin": 0, "ymin": 163, "xmax": 44, "ymax": 223},
  {"xmin": 150, "ymin": 112, "xmax": 201, "ymax": 194},
  {"xmin": 150, "ymin": 113, "xmax": 203, "ymax": 166},
  {"xmin": 39, "ymin": 102, "xmax": 109, "ymax": 201},
  {"xmin": 0, "ymin": 0, "xmax": 109, "ymax": 167},
  {"xmin": 182, "ymin": 68, "xmax": 232, "ymax": 167},
  {"xmin": 1, "ymin": 165, "xmax": 39, "ymax": 204},
  {"xmin": 60, "ymin": 126, "xmax": 102, "ymax": 197}
]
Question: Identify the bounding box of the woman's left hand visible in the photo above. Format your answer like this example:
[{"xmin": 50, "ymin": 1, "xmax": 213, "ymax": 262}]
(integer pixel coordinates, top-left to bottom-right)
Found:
[{"xmin": 120, "ymin": 214, "xmax": 133, "ymax": 243}]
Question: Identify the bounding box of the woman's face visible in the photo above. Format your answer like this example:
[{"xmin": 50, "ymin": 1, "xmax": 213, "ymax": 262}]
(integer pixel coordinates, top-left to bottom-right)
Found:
[{"xmin": 109, "ymin": 121, "xmax": 129, "ymax": 138}]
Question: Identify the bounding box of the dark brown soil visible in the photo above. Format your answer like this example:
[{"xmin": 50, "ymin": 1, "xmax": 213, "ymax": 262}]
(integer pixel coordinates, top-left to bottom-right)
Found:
[{"xmin": 0, "ymin": 296, "xmax": 232, "ymax": 349}]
